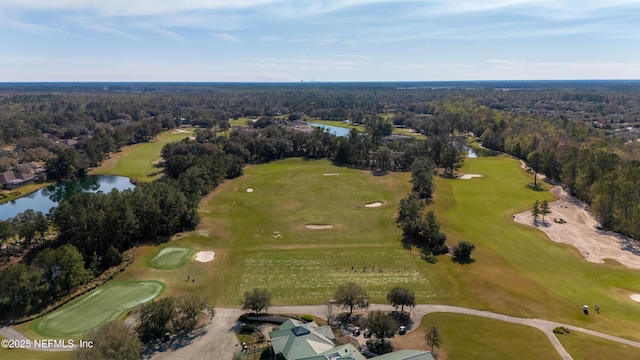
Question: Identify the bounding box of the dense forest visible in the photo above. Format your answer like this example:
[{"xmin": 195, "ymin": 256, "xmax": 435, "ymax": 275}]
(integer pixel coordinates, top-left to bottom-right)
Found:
[{"xmin": 1, "ymin": 81, "xmax": 640, "ymax": 319}]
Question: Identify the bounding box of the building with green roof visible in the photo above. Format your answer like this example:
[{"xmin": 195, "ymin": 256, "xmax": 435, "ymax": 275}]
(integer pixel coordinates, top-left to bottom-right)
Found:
[
  {"xmin": 372, "ymin": 349, "xmax": 435, "ymax": 360},
  {"xmin": 269, "ymin": 319, "xmax": 365, "ymax": 360},
  {"xmin": 268, "ymin": 319, "xmax": 435, "ymax": 360}
]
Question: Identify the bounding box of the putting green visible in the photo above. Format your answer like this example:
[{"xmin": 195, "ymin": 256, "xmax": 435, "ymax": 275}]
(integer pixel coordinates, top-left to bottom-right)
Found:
[
  {"xmin": 34, "ymin": 281, "xmax": 163, "ymax": 338},
  {"xmin": 149, "ymin": 246, "xmax": 196, "ymax": 269}
]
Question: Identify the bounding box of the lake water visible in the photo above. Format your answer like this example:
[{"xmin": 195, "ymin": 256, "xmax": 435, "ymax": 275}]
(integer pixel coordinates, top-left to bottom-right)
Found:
[
  {"xmin": 463, "ymin": 145, "xmax": 478, "ymax": 158},
  {"xmin": 0, "ymin": 175, "xmax": 135, "ymax": 220},
  {"xmin": 308, "ymin": 122, "xmax": 351, "ymax": 137}
]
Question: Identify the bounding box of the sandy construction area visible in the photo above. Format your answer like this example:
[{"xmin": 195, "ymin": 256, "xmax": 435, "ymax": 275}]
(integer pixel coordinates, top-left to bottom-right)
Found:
[
  {"xmin": 305, "ymin": 224, "xmax": 334, "ymax": 230},
  {"xmin": 365, "ymin": 201, "xmax": 383, "ymax": 208},
  {"xmin": 459, "ymin": 174, "xmax": 483, "ymax": 180},
  {"xmin": 195, "ymin": 251, "xmax": 215, "ymax": 263},
  {"xmin": 513, "ymin": 186, "xmax": 640, "ymax": 269}
]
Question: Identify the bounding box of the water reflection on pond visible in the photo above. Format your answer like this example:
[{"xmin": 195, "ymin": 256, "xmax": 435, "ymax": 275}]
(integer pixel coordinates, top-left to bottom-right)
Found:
[{"xmin": 0, "ymin": 175, "xmax": 134, "ymax": 220}]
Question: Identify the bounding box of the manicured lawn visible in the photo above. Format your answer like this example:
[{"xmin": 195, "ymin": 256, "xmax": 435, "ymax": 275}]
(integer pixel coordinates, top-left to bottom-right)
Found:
[
  {"xmin": 430, "ymin": 155, "xmax": 640, "ymax": 339},
  {"xmin": 229, "ymin": 117, "xmax": 252, "ymax": 127},
  {"xmin": 124, "ymin": 158, "xmax": 448, "ymax": 305},
  {"xmin": 89, "ymin": 128, "xmax": 194, "ymax": 182},
  {"xmin": 392, "ymin": 313, "xmax": 562, "ymax": 360},
  {"xmin": 149, "ymin": 246, "xmax": 196, "ymax": 270},
  {"xmin": 32, "ymin": 280, "xmax": 163, "ymax": 338},
  {"xmin": 556, "ymin": 330, "xmax": 640, "ymax": 360}
]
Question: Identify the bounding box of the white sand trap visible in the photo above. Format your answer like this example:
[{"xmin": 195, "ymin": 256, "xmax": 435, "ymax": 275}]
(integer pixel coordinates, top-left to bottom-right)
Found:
[
  {"xmin": 513, "ymin": 186, "xmax": 640, "ymax": 269},
  {"xmin": 365, "ymin": 202, "xmax": 383, "ymax": 208},
  {"xmin": 631, "ymin": 294, "xmax": 640, "ymax": 303},
  {"xmin": 323, "ymin": 173, "xmax": 340, "ymax": 176},
  {"xmin": 305, "ymin": 224, "xmax": 334, "ymax": 230},
  {"xmin": 195, "ymin": 251, "xmax": 215, "ymax": 263},
  {"xmin": 246, "ymin": 188, "xmax": 254, "ymax": 192},
  {"xmin": 459, "ymin": 174, "xmax": 483, "ymax": 179}
]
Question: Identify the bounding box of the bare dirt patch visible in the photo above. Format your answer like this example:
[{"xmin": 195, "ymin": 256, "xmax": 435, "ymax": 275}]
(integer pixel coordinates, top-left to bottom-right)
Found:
[
  {"xmin": 195, "ymin": 251, "xmax": 215, "ymax": 263},
  {"xmin": 305, "ymin": 224, "xmax": 334, "ymax": 230},
  {"xmin": 513, "ymin": 186, "xmax": 640, "ymax": 269},
  {"xmin": 458, "ymin": 174, "xmax": 483, "ymax": 180},
  {"xmin": 365, "ymin": 201, "xmax": 383, "ymax": 208}
]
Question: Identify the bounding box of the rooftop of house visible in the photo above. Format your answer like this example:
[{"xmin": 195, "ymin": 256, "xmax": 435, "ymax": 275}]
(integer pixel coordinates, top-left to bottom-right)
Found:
[{"xmin": 371, "ymin": 349, "xmax": 435, "ymax": 360}]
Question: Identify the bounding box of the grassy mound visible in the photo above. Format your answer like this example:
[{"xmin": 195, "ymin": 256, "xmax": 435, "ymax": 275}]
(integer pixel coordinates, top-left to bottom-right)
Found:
[
  {"xmin": 149, "ymin": 246, "xmax": 196, "ymax": 269},
  {"xmin": 33, "ymin": 280, "xmax": 163, "ymax": 338}
]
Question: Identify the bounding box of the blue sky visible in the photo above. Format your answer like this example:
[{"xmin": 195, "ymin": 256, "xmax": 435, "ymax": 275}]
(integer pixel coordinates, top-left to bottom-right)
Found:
[{"xmin": 1, "ymin": 0, "xmax": 639, "ymax": 82}]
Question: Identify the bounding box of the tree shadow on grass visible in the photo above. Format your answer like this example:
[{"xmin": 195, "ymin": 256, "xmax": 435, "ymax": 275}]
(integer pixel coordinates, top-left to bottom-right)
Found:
[
  {"xmin": 370, "ymin": 170, "xmax": 389, "ymax": 177},
  {"xmin": 451, "ymin": 257, "xmax": 475, "ymax": 265},
  {"xmin": 525, "ymin": 183, "xmax": 545, "ymax": 192},
  {"xmin": 142, "ymin": 328, "xmax": 206, "ymax": 359}
]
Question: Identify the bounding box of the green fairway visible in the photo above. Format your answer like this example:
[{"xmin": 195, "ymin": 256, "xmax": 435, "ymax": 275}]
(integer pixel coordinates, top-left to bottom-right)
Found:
[
  {"xmin": 90, "ymin": 128, "xmax": 194, "ymax": 182},
  {"xmin": 430, "ymin": 155, "xmax": 640, "ymax": 339},
  {"xmin": 140, "ymin": 158, "xmax": 448, "ymax": 305},
  {"xmin": 393, "ymin": 313, "xmax": 562, "ymax": 360},
  {"xmin": 33, "ymin": 281, "xmax": 163, "ymax": 338},
  {"xmin": 556, "ymin": 330, "xmax": 640, "ymax": 360},
  {"xmin": 149, "ymin": 246, "xmax": 196, "ymax": 269}
]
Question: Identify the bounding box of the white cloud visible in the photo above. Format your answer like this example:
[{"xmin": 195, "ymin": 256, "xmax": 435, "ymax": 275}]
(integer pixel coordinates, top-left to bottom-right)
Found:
[
  {"xmin": 143, "ymin": 27, "xmax": 186, "ymax": 41},
  {"xmin": 211, "ymin": 33, "xmax": 240, "ymax": 43}
]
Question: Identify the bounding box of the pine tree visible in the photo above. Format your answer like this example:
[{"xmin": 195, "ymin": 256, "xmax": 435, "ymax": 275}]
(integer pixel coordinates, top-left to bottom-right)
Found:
[
  {"xmin": 531, "ymin": 200, "xmax": 540, "ymax": 224},
  {"xmin": 539, "ymin": 200, "xmax": 551, "ymax": 224}
]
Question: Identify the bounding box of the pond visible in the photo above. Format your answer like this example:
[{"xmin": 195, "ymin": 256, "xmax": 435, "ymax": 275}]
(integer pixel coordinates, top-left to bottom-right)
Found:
[
  {"xmin": 463, "ymin": 145, "xmax": 478, "ymax": 158},
  {"xmin": 0, "ymin": 175, "xmax": 135, "ymax": 220},
  {"xmin": 308, "ymin": 122, "xmax": 351, "ymax": 137}
]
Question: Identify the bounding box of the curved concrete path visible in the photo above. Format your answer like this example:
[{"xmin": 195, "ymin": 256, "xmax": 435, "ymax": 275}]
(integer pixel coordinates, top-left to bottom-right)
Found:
[{"xmin": 4, "ymin": 304, "xmax": 640, "ymax": 359}]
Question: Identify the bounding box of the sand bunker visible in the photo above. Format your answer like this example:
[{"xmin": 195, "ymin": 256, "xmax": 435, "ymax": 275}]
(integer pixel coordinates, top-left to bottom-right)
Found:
[
  {"xmin": 246, "ymin": 188, "xmax": 254, "ymax": 192},
  {"xmin": 631, "ymin": 294, "xmax": 640, "ymax": 303},
  {"xmin": 195, "ymin": 251, "xmax": 215, "ymax": 263},
  {"xmin": 513, "ymin": 186, "xmax": 640, "ymax": 269},
  {"xmin": 459, "ymin": 174, "xmax": 483, "ymax": 180},
  {"xmin": 305, "ymin": 224, "xmax": 334, "ymax": 230},
  {"xmin": 365, "ymin": 202, "xmax": 383, "ymax": 208},
  {"xmin": 323, "ymin": 174, "xmax": 340, "ymax": 176}
]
